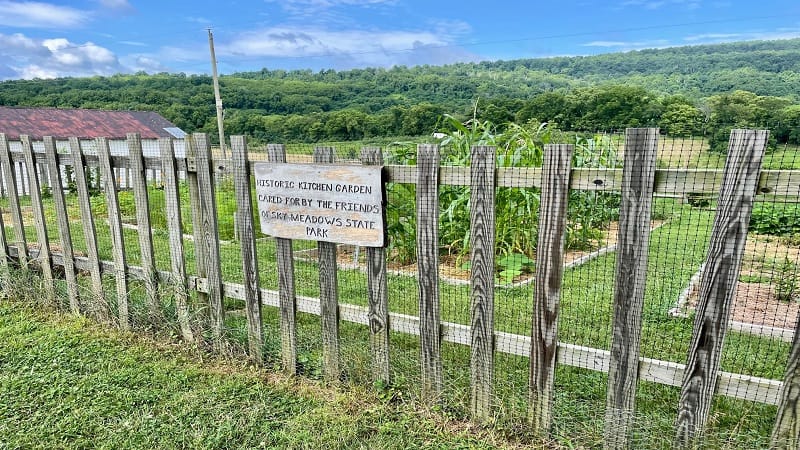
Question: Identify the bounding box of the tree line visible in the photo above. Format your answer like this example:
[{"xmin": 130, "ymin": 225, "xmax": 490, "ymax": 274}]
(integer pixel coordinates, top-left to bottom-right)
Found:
[{"xmin": 0, "ymin": 38, "xmax": 799, "ymax": 146}]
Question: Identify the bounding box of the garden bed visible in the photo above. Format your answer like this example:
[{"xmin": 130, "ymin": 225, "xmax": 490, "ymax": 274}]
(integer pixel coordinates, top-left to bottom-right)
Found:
[
  {"xmin": 670, "ymin": 233, "xmax": 799, "ymax": 336},
  {"xmin": 294, "ymin": 220, "xmax": 666, "ymax": 287}
]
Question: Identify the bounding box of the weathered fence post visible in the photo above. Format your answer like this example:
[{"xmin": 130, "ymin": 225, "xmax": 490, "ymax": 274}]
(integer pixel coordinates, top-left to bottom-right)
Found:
[
  {"xmin": 0, "ymin": 179, "xmax": 8, "ymax": 282},
  {"xmin": 604, "ymin": 128, "xmax": 659, "ymax": 449},
  {"xmin": 0, "ymin": 133, "xmax": 29, "ymax": 269},
  {"xmin": 417, "ymin": 143, "xmax": 442, "ymax": 402},
  {"xmin": 470, "ymin": 145, "xmax": 496, "ymax": 420},
  {"xmin": 192, "ymin": 133, "xmax": 226, "ymax": 349},
  {"xmin": 772, "ymin": 311, "xmax": 800, "ymax": 449},
  {"xmin": 361, "ymin": 146, "xmax": 390, "ymax": 385},
  {"xmin": 97, "ymin": 137, "xmax": 129, "ymax": 329},
  {"xmin": 675, "ymin": 129, "xmax": 769, "ymax": 447},
  {"xmin": 21, "ymin": 135, "xmax": 55, "ymax": 305},
  {"xmin": 185, "ymin": 135, "xmax": 210, "ymax": 334},
  {"xmin": 70, "ymin": 137, "xmax": 107, "ymax": 320},
  {"xmin": 159, "ymin": 138, "xmax": 194, "ymax": 343},
  {"xmin": 314, "ymin": 146, "xmax": 341, "ymax": 382},
  {"xmin": 267, "ymin": 144, "xmax": 298, "ymax": 375},
  {"xmin": 231, "ymin": 135, "xmax": 264, "ymax": 364},
  {"xmin": 44, "ymin": 136, "xmax": 80, "ymax": 314},
  {"xmin": 529, "ymin": 143, "xmax": 573, "ymax": 431},
  {"xmin": 127, "ymin": 133, "xmax": 159, "ymax": 318}
]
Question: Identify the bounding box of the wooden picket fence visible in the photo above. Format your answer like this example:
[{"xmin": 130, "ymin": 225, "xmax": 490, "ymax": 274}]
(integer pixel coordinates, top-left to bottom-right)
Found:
[{"xmin": 1, "ymin": 129, "xmax": 800, "ymax": 449}]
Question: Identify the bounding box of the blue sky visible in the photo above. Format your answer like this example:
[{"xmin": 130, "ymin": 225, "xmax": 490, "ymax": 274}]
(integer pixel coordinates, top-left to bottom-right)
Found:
[{"xmin": 1, "ymin": 0, "xmax": 799, "ymax": 80}]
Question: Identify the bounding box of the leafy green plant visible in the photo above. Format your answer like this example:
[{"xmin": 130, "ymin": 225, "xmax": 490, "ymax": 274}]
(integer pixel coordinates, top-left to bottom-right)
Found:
[
  {"xmin": 775, "ymin": 257, "xmax": 798, "ymax": 302},
  {"xmin": 496, "ymin": 253, "xmax": 534, "ymax": 284},
  {"xmin": 750, "ymin": 204, "xmax": 800, "ymax": 236}
]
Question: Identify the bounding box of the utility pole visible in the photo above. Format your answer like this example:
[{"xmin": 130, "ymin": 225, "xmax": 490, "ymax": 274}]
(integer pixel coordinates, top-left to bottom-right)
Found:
[{"xmin": 208, "ymin": 28, "xmax": 226, "ymax": 159}]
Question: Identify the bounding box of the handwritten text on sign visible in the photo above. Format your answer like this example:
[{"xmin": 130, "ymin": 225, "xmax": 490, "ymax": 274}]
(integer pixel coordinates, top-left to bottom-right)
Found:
[{"xmin": 254, "ymin": 163, "xmax": 385, "ymax": 247}]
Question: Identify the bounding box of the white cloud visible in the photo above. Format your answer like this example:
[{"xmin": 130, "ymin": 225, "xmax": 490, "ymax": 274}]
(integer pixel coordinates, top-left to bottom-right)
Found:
[
  {"xmin": 220, "ymin": 26, "xmax": 456, "ymax": 65},
  {"xmin": 0, "ymin": 32, "xmax": 124, "ymax": 79},
  {"xmin": 121, "ymin": 55, "xmax": 169, "ymax": 73},
  {"xmin": 683, "ymin": 33, "xmax": 741, "ymax": 42},
  {"xmin": 583, "ymin": 39, "xmax": 670, "ymax": 48},
  {"xmin": 15, "ymin": 64, "xmax": 59, "ymax": 79},
  {"xmin": 682, "ymin": 29, "xmax": 800, "ymax": 44},
  {"xmin": 583, "ymin": 41, "xmax": 632, "ymax": 47},
  {"xmin": 0, "ymin": 1, "xmax": 89, "ymax": 28},
  {"xmin": 620, "ymin": 0, "xmax": 701, "ymax": 9},
  {"xmin": 95, "ymin": 0, "xmax": 131, "ymax": 9}
]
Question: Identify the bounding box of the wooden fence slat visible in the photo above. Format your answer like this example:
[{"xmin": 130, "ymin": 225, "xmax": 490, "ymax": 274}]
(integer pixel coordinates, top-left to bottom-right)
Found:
[
  {"xmin": 0, "ymin": 138, "xmax": 10, "ymax": 281},
  {"xmin": 0, "ymin": 180, "xmax": 8, "ymax": 281},
  {"xmin": 159, "ymin": 138, "xmax": 194, "ymax": 343},
  {"xmin": 21, "ymin": 135, "xmax": 55, "ymax": 304},
  {"xmin": 604, "ymin": 128, "xmax": 659, "ymax": 449},
  {"xmin": 772, "ymin": 312, "xmax": 800, "ymax": 449},
  {"xmin": 267, "ymin": 144, "xmax": 298, "ymax": 375},
  {"xmin": 97, "ymin": 137, "xmax": 129, "ymax": 329},
  {"xmin": 127, "ymin": 133, "xmax": 159, "ymax": 317},
  {"xmin": 529, "ymin": 144, "xmax": 573, "ymax": 431},
  {"xmin": 231, "ymin": 135, "xmax": 263, "ymax": 363},
  {"xmin": 361, "ymin": 146, "xmax": 390, "ymax": 385},
  {"xmin": 314, "ymin": 146, "xmax": 340, "ymax": 382},
  {"xmin": 675, "ymin": 129, "xmax": 769, "ymax": 447},
  {"xmin": 185, "ymin": 135, "xmax": 210, "ymax": 335},
  {"xmin": 44, "ymin": 136, "xmax": 80, "ymax": 314},
  {"xmin": 469, "ymin": 145, "xmax": 496, "ymax": 420},
  {"xmin": 416, "ymin": 143, "xmax": 442, "ymax": 402},
  {"xmin": 69, "ymin": 137, "xmax": 107, "ymax": 319},
  {"xmin": 193, "ymin": 133, "xmax": 225, "ymax": 348},
  {"xmin": 0, "ymin": 133, "xmax": 28, "ymax": 268},
  {"xmin": 7, "ymin": 151, "xmax": 796, "ymax": 199}
]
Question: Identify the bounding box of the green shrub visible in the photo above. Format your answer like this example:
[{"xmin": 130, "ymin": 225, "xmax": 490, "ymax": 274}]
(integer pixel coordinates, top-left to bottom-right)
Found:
[{"xmin": 749, "ymin": 204, "xmax": 800, "ymax": 236}]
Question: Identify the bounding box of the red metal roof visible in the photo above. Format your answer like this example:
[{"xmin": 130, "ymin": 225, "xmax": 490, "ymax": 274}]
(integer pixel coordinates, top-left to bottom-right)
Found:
[{"xmin": 0, "ymin": 107, "xmax": 180, "ymax": 140}]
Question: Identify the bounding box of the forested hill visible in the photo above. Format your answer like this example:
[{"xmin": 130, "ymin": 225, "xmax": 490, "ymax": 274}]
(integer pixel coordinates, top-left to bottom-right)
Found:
[
  {"xmin": 235, "ymin": 38, "xmax": 800, "ymax": 98},
  {"xmin": 1, "ymin": 38, "xmax": 799, "ymax": 142}
]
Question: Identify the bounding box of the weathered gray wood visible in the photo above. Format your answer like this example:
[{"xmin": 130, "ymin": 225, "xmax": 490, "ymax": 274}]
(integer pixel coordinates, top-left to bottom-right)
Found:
[
  {"xmin": 416, "ymin": 144, "xmax": 442, "ymax": 402},
  {"xmin": 529, "ymin": 144, "xmax": 573, "ymax": 431},
  {"xmin": 97, "ymin": 137, "xmax": 130, "ymax": 329},
  {"xmin": 361, "ymin": 146, "xmax": 390, "ymax": 385},
  {"xmin": 193, "ymin": 133, "xmax": 225, "ymax": 348},
  {"xmin": 69, "ymin": 137, "xmax": 107, "ymax": 319},
  {"xmin": 231, "ymin": 135, "xmax": 263, "ymax": 363},
  {"xmin": 675, "ymin": 129, "xmax": 769, "ymax": 447},
  {"xmin": 603, "ymin": 128, "xmax": 659, "ymax": 450},
  {"xmin": 0, "ymin": 182, "xmax": 8, "ymax": 281},
  {"xmin": 3, "ymin": 219, "xmax": 784, "ymax": 410},
  {"xmin": 159, "ymin": 138, "xmax": 194, "ymax": 343},
  {"xmin": 44, "ymin": 137, "xmax": 80, "ymax": 314},
  {"xmin": 127, "ymin": 134, "xmax": 159, "ymax": 317},
  {"xmin": 314, "ymin": 146, "xmax": 340, "ymax": 382},
  {"xmin": 772, "ymin": 311, "xmax": 800, "ymax": 449},
  {"xmin": 0, "ymin": 140, "xmax": 9, "ymax": 281},
  {"xmin": 5, "ymin": 151, "xmax": 792, "ymax": 199},
  {"xmin": 469, "ymin": 145, "xmax": 496, "ymax": 420},
  {"xmin": 21, "ymin": 136, "xmax": 55, "ymax": 304},
  {"xmin": 185, "ymin": 135, "xmax": 210, "ymax": 334},
  {"xmin": 0, "ymin": 133, "xmax": 28, "ymax": 268},
  {"xmin": 267, "ymin": 144, "xmax": 298, "ymax": 375}
]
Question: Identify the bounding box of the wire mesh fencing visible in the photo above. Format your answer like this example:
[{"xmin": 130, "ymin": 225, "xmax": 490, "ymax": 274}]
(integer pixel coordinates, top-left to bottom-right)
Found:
[{"xmin": 0, "ymin": 125, "xmax": 799, "ymax": 448}]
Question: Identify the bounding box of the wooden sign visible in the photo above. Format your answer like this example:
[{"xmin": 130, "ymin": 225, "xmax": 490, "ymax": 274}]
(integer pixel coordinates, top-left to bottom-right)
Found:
[{"xmin": 254, "ymin": 163, "xmax": 385, "ymax": 247}]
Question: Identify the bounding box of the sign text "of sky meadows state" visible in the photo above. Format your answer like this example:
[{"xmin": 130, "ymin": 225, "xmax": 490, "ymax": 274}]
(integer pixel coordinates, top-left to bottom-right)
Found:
[{"xmin": 254, "ymin": 163, "xmax": 385, "ymax": 247}]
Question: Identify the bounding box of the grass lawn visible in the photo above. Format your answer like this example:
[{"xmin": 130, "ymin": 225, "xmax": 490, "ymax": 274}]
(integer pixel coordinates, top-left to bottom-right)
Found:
[
  {"xmin": 0, "ymin": 300, "xmax": 534, "ymax": 450},
  {"xmin": 1, "ymin": 148, "xmax": 795, "ymax": 448}
]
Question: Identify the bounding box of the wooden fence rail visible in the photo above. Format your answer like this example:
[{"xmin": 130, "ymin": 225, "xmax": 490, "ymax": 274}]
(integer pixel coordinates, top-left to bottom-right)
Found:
[{"xmin": 0, "ymin": 130, "xmax": 798, "ymax": 449}]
